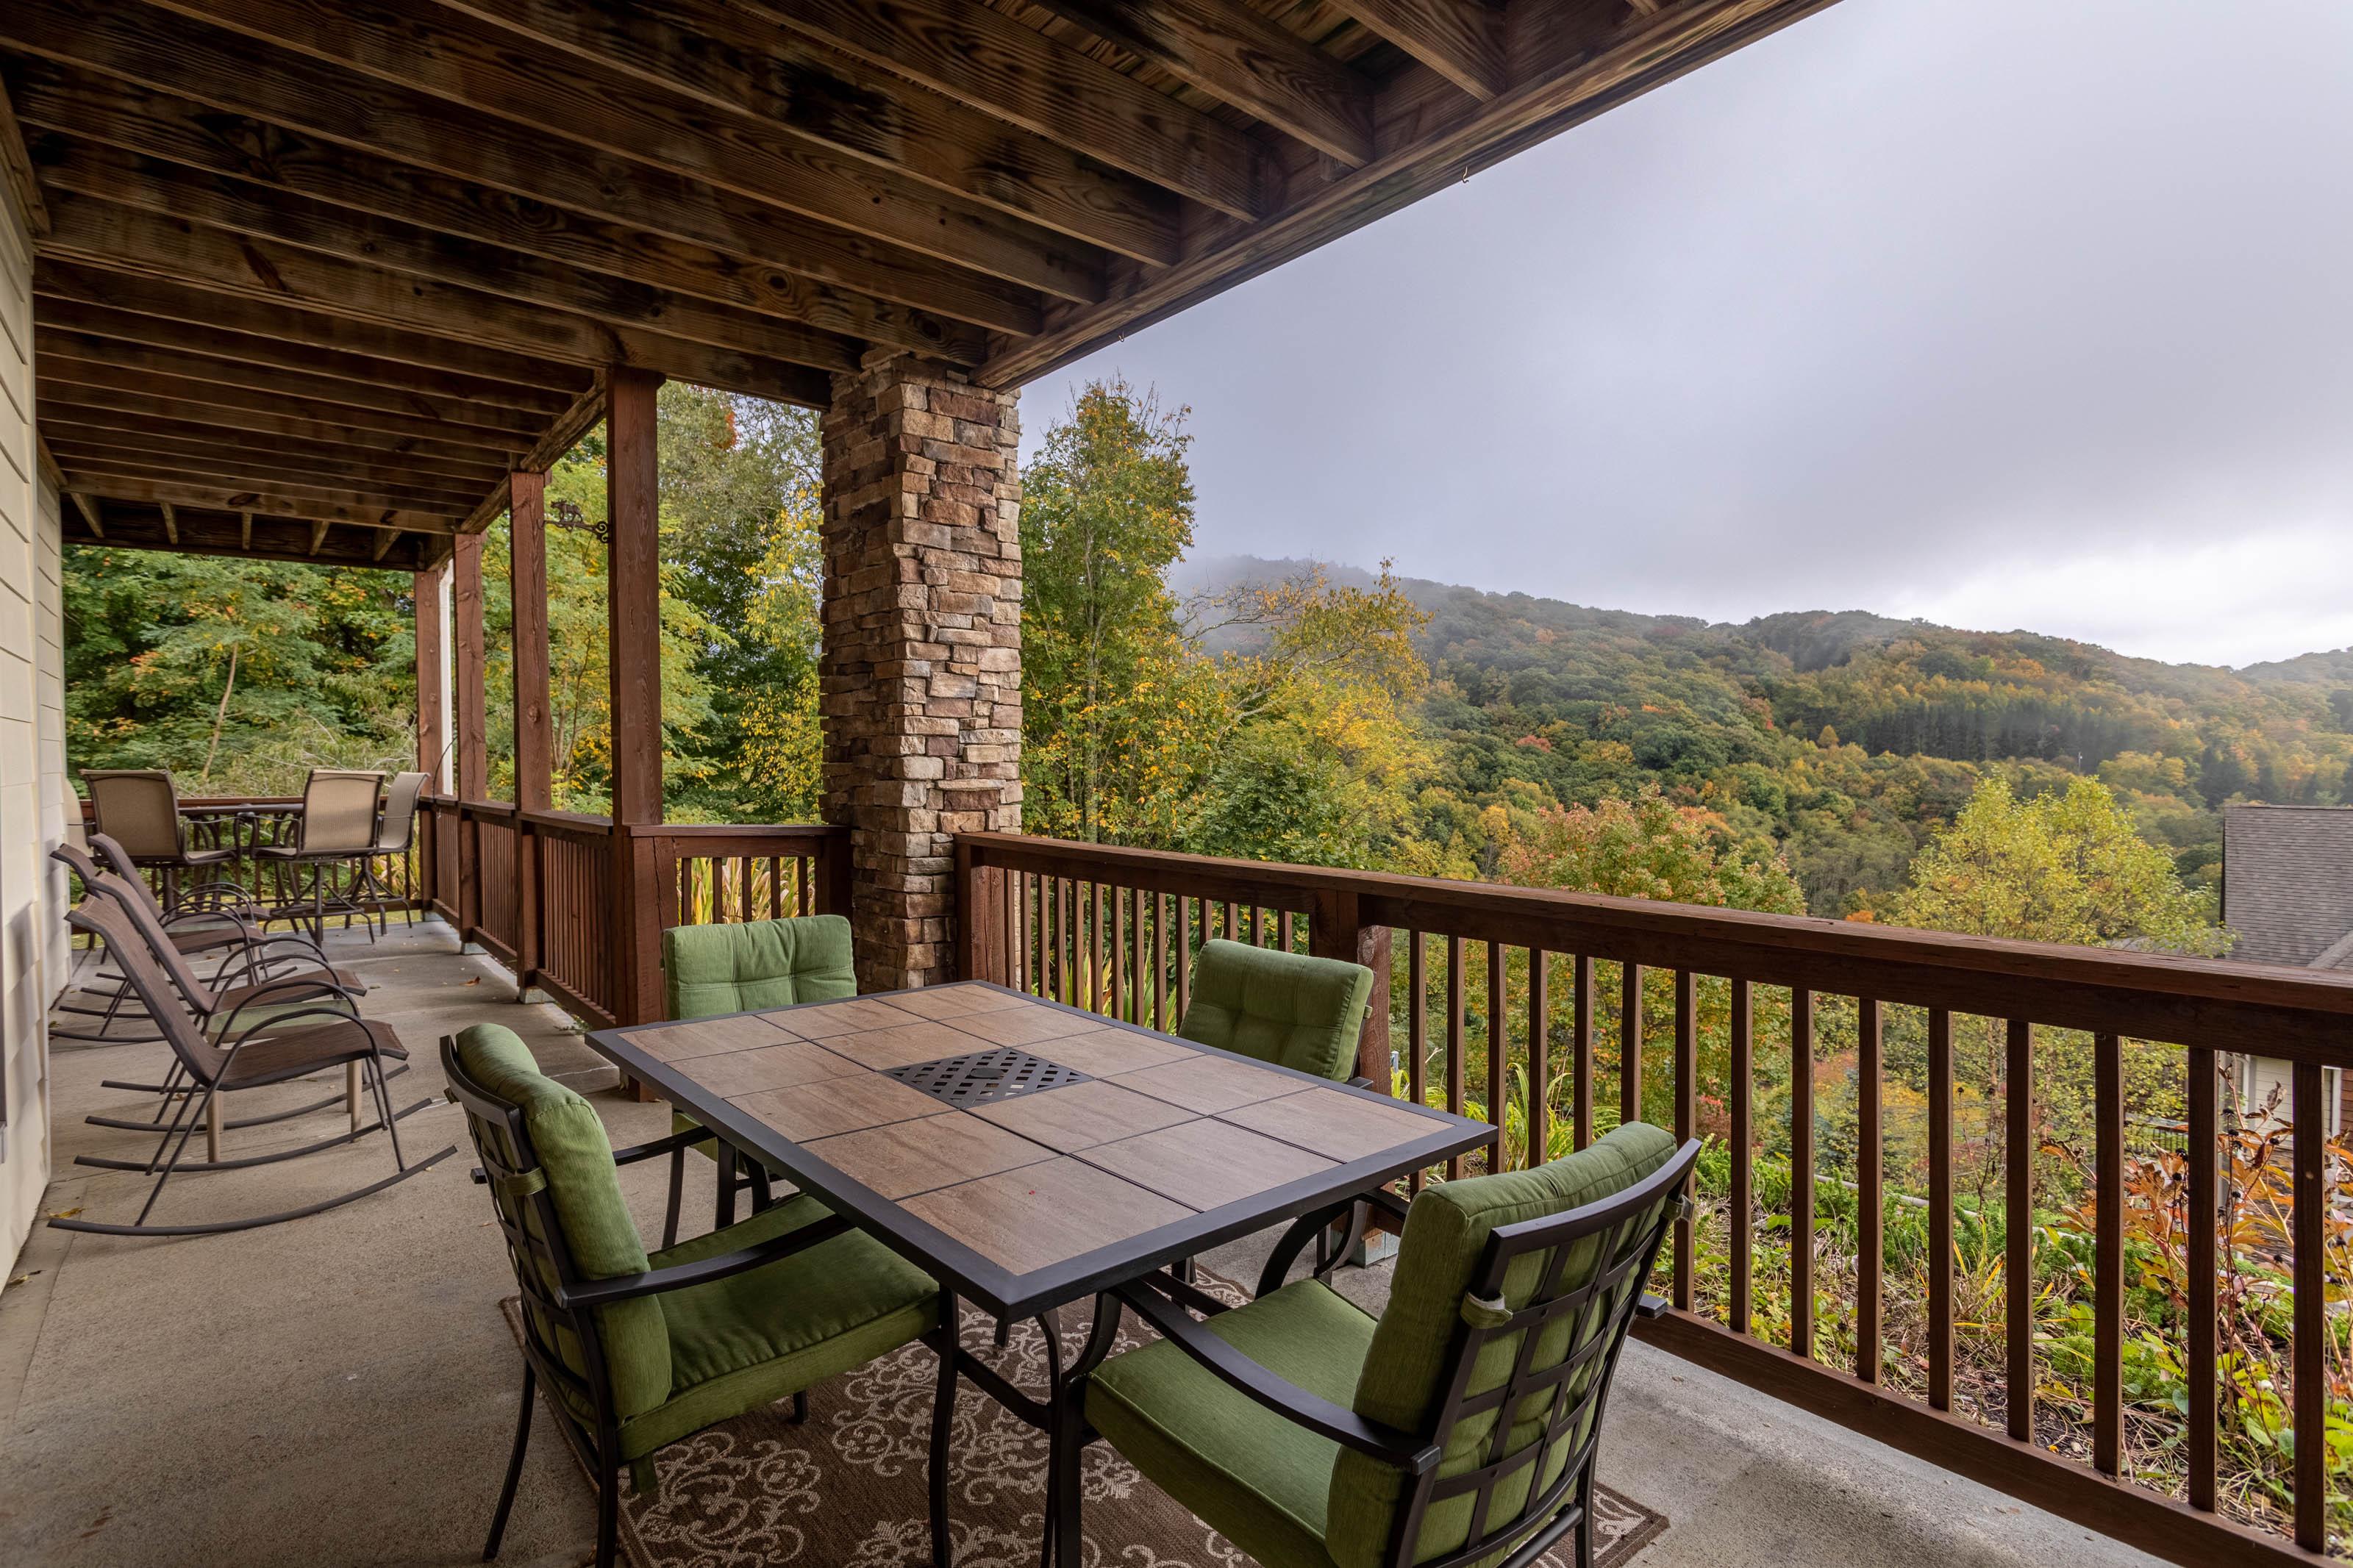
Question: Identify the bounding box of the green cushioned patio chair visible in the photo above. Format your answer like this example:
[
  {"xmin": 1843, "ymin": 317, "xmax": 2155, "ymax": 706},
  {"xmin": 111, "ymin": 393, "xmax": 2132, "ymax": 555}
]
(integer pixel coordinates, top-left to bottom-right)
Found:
[
  {"xmin": 1063, "ymin": 1123, "xmax": 1699, "ymax": 1568},
  {"xmin": 659, "ymin": 914, "xmax": 856, "ymax": 1247},
  {"xmin": 1178, "ymin": 937, "xmax": 1378, "ymax": 1271},
  {"xmin": 1179, "ymin": 938, "xmax": 1376, "ymax": 1085},
  {"xmin": 445, "ymin": 1023, "xmax": 951, "ymax": 1568}
]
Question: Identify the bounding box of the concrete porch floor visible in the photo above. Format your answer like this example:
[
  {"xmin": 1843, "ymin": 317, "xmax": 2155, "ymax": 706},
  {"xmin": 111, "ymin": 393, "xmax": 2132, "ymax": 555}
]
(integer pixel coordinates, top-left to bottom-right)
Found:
[{"xmin": 0, "ymin": 921, "xmax": 2164, "ymax": 1568}]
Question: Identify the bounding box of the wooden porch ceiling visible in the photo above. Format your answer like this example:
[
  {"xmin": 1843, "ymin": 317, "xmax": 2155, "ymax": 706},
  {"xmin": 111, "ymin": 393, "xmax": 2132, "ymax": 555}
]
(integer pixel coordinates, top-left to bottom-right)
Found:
[{"xmin": 1, "ymin": 0, "xmax": 1837, "ymax": 567}]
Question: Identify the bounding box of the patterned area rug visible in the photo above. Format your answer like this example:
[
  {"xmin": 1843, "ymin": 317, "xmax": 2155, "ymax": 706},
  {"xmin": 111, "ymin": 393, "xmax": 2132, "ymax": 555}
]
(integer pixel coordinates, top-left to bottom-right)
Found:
[{"xmin": 503, "ymin": 1277, "xmax": 1668, "ymax": 1568}]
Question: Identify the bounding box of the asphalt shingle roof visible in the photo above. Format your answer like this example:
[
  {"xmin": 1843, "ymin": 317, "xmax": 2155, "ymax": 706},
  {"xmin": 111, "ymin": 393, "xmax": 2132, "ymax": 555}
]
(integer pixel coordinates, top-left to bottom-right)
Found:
[{"xmin": 2223, "ymin": 804, "xmax": 2353, "ymax": 970}]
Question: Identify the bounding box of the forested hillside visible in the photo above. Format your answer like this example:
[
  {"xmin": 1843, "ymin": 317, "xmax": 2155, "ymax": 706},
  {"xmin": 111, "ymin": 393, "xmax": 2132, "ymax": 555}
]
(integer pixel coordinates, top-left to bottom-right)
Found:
[{"xmin": 1180, "ymin": 555, "xmax": 2353, "ymax": 914}]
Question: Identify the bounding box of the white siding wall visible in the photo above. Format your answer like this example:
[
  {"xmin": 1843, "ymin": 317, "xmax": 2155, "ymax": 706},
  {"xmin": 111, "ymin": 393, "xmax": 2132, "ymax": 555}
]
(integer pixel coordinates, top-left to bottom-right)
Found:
[{"xmin": 0, "ymin": 163, "xmax": 61, "ymax": 1277}]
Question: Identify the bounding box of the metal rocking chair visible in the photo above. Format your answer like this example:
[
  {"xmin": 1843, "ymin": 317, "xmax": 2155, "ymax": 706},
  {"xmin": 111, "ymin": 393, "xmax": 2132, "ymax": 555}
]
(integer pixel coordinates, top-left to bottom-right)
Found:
[{"xmin": 52, "ymin": 895, "xmax": 454, "ymax": 1237}]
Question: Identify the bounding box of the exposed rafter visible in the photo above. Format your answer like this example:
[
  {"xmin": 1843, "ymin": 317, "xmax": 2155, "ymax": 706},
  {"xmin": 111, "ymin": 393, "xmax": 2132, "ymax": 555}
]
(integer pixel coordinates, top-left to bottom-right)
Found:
[{"xmin": 1327, "ymin": 0, "xmax": 1507, "ymax": 101}]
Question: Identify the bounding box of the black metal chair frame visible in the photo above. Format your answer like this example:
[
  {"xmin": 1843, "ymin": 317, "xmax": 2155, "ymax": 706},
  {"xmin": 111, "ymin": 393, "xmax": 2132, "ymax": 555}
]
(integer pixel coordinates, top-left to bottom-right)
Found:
[
  {"xmin": 442, "ymin": 1034, "xmax": 960, "ymax": 1568},
  {"xmin": 51, "ymin": 897, "xmax": 452, "ymax": 1237},
  {"xmin": 1044, "ymin": 1139, "xmax": 1701, "ymax": 1568}
]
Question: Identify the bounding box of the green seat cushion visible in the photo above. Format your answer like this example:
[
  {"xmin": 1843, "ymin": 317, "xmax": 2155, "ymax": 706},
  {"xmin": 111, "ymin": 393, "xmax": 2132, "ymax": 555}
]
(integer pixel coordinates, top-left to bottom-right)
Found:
[
  {"xmin": 1327, "ymin": 1123, "xmax": 1680, "ymax": 1568},
  {"xmin": 451, "ymin": 1023, "xmax": 670, "ymax": 1425},
  {"xmin": 663, "ymin": 915, "xmax": 855, "ymax": 1019},
  {"xmin": 1088, "ymin": 1280, "xmax": 1375, "ymax": 1568},
  {"xmin": 621, "ymin": 1195, "xmax": 938, "ymax": 1458},
  {"xmin": 1176, "ymin": 939, "xmax": 1374, "ymax": 1082}
]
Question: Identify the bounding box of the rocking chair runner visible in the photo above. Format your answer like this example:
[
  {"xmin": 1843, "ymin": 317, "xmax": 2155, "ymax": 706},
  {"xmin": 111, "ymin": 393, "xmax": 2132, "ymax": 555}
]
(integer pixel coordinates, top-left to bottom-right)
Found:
[{"xmin": 51, "ymin": 895, "xmax": 453, "ymax": 1237}]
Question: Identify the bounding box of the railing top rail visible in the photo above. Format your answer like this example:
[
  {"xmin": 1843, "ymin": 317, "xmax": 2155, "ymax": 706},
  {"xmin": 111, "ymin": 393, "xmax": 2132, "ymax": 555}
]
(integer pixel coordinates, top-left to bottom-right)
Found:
[
  {"xmin": 456, "ymin": 798, "xmax": 520, "ymax": 819},
  {"xmin": 517, "ymin": 807, "xmax": 615, "ymax": 834},
  {"xmin": 957, "ymin": 831, "xmax": 2353, "ymax": 1057}
]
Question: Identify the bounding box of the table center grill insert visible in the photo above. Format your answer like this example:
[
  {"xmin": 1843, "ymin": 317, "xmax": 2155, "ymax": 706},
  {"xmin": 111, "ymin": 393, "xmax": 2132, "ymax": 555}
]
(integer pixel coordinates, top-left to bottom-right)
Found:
[{"xmin": 882, "ymin": 1048, "xmax": 1093, "ymax": 1107}]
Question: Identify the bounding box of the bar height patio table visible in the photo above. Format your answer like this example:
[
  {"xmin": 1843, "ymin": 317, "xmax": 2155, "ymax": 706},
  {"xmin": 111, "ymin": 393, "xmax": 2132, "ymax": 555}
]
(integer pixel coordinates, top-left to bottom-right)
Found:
[{"xmin": 588, "ymin": 981, "xmax": 1491, "ymax": 1566}]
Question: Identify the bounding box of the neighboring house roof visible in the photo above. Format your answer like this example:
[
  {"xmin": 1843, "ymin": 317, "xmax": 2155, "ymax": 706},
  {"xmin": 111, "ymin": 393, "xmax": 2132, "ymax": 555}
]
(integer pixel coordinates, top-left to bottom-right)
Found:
[{"xmin": 2223, "ymin": 804, "xmax": 2353, "ymax": 970}]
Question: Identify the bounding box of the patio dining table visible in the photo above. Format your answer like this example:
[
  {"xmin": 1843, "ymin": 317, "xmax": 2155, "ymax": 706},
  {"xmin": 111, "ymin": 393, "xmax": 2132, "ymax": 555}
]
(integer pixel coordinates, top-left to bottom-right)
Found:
[{"xmin": 588, "ymin": 981, "xmax": 1491, "ymax": 1567}]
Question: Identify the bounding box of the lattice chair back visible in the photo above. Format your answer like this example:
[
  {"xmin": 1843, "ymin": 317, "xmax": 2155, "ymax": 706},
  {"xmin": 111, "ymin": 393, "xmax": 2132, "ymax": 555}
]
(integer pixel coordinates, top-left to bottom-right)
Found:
[
  {"xmin": 1333, "ymin": 1126, "xmax": 1700, "ymax": 1568},
  {"xmin": 83, "ymin": 770, "xmax": 184, "ymax": 861}
]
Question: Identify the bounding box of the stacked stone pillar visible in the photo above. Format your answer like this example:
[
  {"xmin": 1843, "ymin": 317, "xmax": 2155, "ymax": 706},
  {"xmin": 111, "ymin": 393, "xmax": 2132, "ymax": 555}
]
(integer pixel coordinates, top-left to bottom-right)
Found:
[{"xmin": 819, "ymin": 357, "xmax": 1022, "ymax": 992}]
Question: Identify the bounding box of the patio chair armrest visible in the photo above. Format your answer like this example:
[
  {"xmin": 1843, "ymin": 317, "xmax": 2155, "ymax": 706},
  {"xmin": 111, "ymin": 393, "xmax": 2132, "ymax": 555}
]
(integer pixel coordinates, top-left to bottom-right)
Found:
[
  {"xmin": 610, "ymin": 1125, "xmax": 720, "ymax": 1166},
  {"xmin": 1113, "ymin": 1281, "xmax": 1440, "ymax": 1473},
  {"xmin": 214, "ymin": 1003, "xmax": 371, "ymax": 1056},
  {"xmin": 1635, "ymin": 1292, "xmax": 1671, "ymax": 1320},
  {"xmin": 225, "ymin": 973, "xmax": 364, "ymax": 1009},
  {"xmin": 557, "ymin": 1214, "xmax": 854, "ymax": 1308}
]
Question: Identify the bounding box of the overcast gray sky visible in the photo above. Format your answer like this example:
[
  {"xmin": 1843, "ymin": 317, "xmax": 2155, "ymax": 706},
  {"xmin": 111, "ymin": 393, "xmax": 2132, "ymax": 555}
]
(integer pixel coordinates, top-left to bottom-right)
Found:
[{"xmin": 1019, "ymin": 0, "xmax": 2353, "ymax": 669}]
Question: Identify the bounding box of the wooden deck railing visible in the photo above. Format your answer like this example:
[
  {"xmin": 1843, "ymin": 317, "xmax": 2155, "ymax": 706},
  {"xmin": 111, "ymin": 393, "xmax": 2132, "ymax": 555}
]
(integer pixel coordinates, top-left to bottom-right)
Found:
[
  {"xmin": 418, "ymin": 797, "xmax": 846, "ymax": 1034},
  {"xmin": 953, "ymin": 830, "xmax": 2353, "ymax": 1568}
]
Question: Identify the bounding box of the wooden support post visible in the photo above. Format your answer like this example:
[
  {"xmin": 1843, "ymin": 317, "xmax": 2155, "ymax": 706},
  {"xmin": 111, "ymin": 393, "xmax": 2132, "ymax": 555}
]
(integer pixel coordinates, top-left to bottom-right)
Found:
[
  {"xmin": 1309, "ymin": 889, "xmax": 1393, "ymax": 1091},
  {"xmin": 413, "ymin": 565, "xmax": 447, "ymax": 791},
  {"xmin": 607, "ymin": 367, "xmax": 665, "ymax": 1078},
  {"xmin": 510, "ymin": 470, "xmax": 551, "ymax": 998},
  {"xmin": 452, "ymin": 531, "xmax": 488, "ymax": 945}
]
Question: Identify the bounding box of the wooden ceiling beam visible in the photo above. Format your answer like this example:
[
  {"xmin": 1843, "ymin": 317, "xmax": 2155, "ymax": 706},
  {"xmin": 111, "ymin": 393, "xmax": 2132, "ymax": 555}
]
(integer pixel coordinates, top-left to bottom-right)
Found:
[
  {"xmin": 52, "ymin": 471, "xmax": 469, "ymax": 533},
  {"xmin": 49, "ymin": 445, "xmax": 490, "ymax": 512},
  {"xmin": 35, "ymin": 262, "xmax": 590, "ymax": 407},
  {"xmin": 733, "ymin": 0, "xmax": 1266, "ymax": 219},
  {"xmin": 1327, "ymin": 0, "xmax": 1507, "ymax": 101},
  {"xmin": 36, "ymin": 340, "xmax": 535, "ymax": 457},
  {"xmin": 63, "ymin": 501, "xmax": 438, "ymax": 569},
  {"xmin": 34, "ymin": 331, "xmax": 548, "ymax": 451},
  {"xmin": 432, "ymin": 0, "xmax": 1179, "ymax": 266},
  {"xmin": 39, "ymin": 403, "xmax": 510, "ymax": 490},
  {"xmin": 38, "ymin": 193, "xmax": 836, "ymax": 405},
  {"xmin": 38, "ymin": 143, "xmax": 876, "ymax": 372},
  {"xmin": 14, "ymin": 74, "xmax": 1023, "ymax": 348},
  {"xmin": 10, "ymin": 0, "xmax": 1106, "ymax": 301},
  {"xmin": 70, "ymin": 489, "xmax": 105, "ymax": 536},
  {"xmin": 1022, "ymin": 0, "xmax": 1375, "ymax": 165},
  {"xmin": 0, "ymin": 75, "xmax": 50, "ymax": 235},
  {"xmin": 982, "ymin": 0, "xmax": 1832, "ymax": 387}
]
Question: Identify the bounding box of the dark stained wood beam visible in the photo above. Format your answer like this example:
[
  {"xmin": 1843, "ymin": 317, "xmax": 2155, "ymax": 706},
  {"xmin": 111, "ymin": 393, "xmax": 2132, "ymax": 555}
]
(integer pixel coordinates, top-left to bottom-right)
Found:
[
  {"xmin": 38, "ymin": 405, "xmax": 508, "ymax": 490},
  {"xmin": 35, "ymin": 263, "xmax": 590, "ymax": 407},
  {"xmin": 36, "ymin": 345, "xmax": 533, "ymax": 458},
  {"xmin": 1328, "ymin": 0, "xmax": 1507, "ymax": 101},
  {"xmin": 43, "ymin": 423, "xmax": 501, "ymax": 503},
  {"xmin": 64, "ymin": 500, "xmax": 438, "ymax": 569},
  {"xmin": 49, "ymin": 445, "xmax": 489, "ymax": 512},
  {"xmin": 35, "ymin": 435, "xmax": 68, "ymax": 493},
  {"xmin": 432, "ymin": 0, "xmax": 1179, "ymax": 267},
  {"xmin": 982, "ymin": 0, "xmax": 1835, "ymax": 386},
  {"xmin": 9, "ymin": 0, "xmax": 1105, "ymax": 301},
  {"xmin": 509, "ymin": 468, "xmax": 551, "ymax": 815},
  {"xmin": 1023, "ymin": 0, "xmax": 1375, "ymax": 165},
  {"xmin": 57, "ymin": 472, "xmax": 466, "ymax": 534},
  {"xmin": 13, "ymin": 71, "xmax": 1023, "ymax": 347},
  {"xmin": 0, "ymin": 75, "xmax": 49, "ymax": 235},
  {"xmin": 38, "ymin": 193, "xmax": 837, "ymax": 405},
  {"xmin": 734, "ymin": 0, "xmax": 1266, "ymax": 219},
  {"xmin": 38, "ymin": 334, "xmax": 546, "ymax": 451},
  {"xmin": 69, "ymin": 490, "xmax": 105, "ymax": 535},
  {"xmin": 37, "ymin": 143, "xmax": 876, "ymax": 371}
]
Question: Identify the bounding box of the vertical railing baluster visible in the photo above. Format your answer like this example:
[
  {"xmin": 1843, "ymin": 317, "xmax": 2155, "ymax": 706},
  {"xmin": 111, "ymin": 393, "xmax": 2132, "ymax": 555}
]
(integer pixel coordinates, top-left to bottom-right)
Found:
[
  {"xmin": 1730, "ymin": 976, "xmax": 1752, "ymax": 1335},
  {"xmin": 1621, "ymin": 961, "xmax": 1643, "ymax": 1127},
  {"xmin": 1857, "ymin": 996, "xmax": 1882, "ymax": 1384},
  {"xmin": 1111, "ymin": 884, "xmax": 1126, "ymax": 1021},
  {"xmin": 1446, "ymin": 934, "xmax": 1466, "ymax": 1181},
  {"xmin": 1223, "ymin": 901, "xmax": 1237, "ymax": 940},
  {"xmin": 1092, "ymin": 883, "xmax": 1107, "ymax": 1013},
  {"xmin": 2006, "ymin": 1019, "xmax": 2035, "ymax": 1445},
  {"xmin": 2093, "ymin": 1031, "xmax": 2123, "ymax": 1478},
  {"xmin": 1528, "ymin": 950, "xmax": 1549, "ymax": 1170},
  {"xmin": 1927, "ymin": 1007, "xmax": 1954, "ymax": 1412},
  {"xmin": 1797, "ymin": 992, "xmax": 1816, "ymax": 1363},
  {"xmin": 2295, "ymin": 1059, "xmax": 2327, "ymax": 1550},
  {"xmin": 1487, "ymin": 940, "xmax": 1505, "ymax": 1173},
  {"xmin": 1673, "ymin": 968, "xmax": 1695, "ymax": 1310},
  {"xmin": 2188, "ymin": 1044, "xmax": 2217, "ymax": 1511},
  {"xmin": 1153, "ymin": 892, "xmax": 1169, "ymax": 1029},
  {"xmin": 1408, "ymin": 930, "xmax": 1427, "ymax": 1195},
  {"xmin": 1176, "ymin": 898, "xmax": 1193, "ymax": 1019},
  {"xmin": 1573, "ymin": 954, "xmax": 1593, "ymax": 1151},
  {"xmin": 1056, "ymin": 878, "xmax": 1071, "ymax": 1006}
]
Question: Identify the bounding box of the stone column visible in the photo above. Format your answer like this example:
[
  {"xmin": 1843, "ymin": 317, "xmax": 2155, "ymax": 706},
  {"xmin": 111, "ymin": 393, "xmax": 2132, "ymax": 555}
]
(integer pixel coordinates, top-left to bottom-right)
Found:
[{"xmin": 819, "ymin": 357, "xmax": 1021, "ymax": 992}]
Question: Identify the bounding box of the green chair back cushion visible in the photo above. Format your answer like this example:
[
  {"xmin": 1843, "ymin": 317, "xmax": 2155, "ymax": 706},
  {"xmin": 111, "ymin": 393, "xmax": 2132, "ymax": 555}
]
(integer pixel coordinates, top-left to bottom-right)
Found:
[
  {"xmin": 452, "ymin": 1023, "xmax": 670, "ymax": 1423},
  {"xmin": 1176, "ymin": 939, "xmax": 1374, "ymax": 1082},
  {"xmin": 664, "ymin": 914, "xmax": 855, "ymax": 1020},
  {"xmin": 1327, "ymin": 1122, "xmax": 1679, "ymax": 1568}
]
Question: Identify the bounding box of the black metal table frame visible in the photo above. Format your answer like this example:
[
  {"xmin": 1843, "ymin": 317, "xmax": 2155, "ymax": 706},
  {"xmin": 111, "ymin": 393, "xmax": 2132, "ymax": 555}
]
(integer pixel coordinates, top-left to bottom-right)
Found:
[{"xmin": 588, "ymin": 982, "xmax": 1493, "ymax": 1568}]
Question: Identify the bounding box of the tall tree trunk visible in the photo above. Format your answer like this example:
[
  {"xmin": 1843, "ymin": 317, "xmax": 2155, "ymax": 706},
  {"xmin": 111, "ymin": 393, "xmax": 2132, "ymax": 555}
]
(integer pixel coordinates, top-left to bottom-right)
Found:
[{"xmin": 200, "ymin": 644, "xmax": 239, "ymax": 783}]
